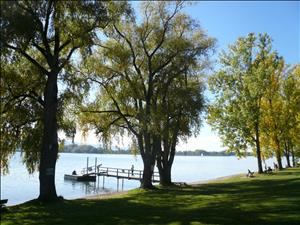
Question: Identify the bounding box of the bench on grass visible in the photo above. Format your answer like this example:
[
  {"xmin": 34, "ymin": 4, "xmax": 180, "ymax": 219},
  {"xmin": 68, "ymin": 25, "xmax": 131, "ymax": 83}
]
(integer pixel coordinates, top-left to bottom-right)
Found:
[
  {"xmin": 247, "ymin": 169, "xmax": 254, "ymax": 178},
  {"xmin": 0, "ymin": 199, "xmax": 8, "ymax": 211}
]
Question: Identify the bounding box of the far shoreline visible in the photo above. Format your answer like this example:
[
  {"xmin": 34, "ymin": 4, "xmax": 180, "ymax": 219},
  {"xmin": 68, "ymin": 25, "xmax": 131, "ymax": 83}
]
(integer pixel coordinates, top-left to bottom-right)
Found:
[{"xmin": 59, "ymin": 151, "xmax": 248, "ymax": 157}]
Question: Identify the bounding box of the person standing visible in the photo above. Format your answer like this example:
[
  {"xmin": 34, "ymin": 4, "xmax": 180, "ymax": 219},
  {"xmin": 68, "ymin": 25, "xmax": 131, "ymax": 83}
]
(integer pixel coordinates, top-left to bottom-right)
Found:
[{"xmin": 131, "ymin": 165, "xmax": 134, "ymax": 176}]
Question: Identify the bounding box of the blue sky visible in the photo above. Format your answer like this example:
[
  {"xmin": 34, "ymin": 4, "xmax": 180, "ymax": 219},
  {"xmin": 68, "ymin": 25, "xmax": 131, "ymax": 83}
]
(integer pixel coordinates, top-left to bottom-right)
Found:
[
  {"xmin": 178, "ymin": 1, "xmax": 300, "ymax": 151},
  {"xmin": 185, "ymin": 1, "xmax": 299, "ymax": 64},
  {"xmin": 72, "ymin": 1, "xmax": 299, "ymax": 151}
]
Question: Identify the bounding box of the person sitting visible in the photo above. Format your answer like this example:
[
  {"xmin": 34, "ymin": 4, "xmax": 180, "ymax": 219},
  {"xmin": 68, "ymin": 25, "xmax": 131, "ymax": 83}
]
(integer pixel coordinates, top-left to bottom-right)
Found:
[
  {"xmin": 72, "ymin": 170, "xmax": 77, "ymax": 175},
  {"xmin": 247, "ymin": 169, "xmax": 254, "ymax": 177},
  {"xmin": 267, "ymin": 166, "xmax": 272, "ymax": 173}
]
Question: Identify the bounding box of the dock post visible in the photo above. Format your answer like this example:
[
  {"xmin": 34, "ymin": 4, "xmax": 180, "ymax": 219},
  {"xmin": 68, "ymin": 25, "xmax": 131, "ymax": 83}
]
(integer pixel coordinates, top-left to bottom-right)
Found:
[
  {"xmin": 122, "ymin": 178, "xmax": 124, "ymax": 190},
  {"xmin": 86, "ymin": 157, "xmax": 89, "ymax": 174},
  {"xmin": 95, "ymin": 158, "xmax": 97, "ymax": 174}
]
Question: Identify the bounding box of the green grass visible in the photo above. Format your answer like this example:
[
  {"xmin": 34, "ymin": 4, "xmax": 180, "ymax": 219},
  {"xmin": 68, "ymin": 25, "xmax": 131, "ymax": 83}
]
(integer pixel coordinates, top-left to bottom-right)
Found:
[{"xmin": 2, "ymin": 168, "xmax": 300, "ymax": 225}]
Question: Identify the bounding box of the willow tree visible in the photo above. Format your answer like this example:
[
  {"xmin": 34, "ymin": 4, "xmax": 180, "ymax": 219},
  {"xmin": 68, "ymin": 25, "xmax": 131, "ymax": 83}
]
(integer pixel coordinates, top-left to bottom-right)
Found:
[
  {"xmin": 156, "ymin": 78, "xmax": 205, "ymax": 186},
  {"xmin": 208, "ymin": 33, "xmax": 282, "ymax": 173},
  {"xmin": 1, "ymin": 54, "xmax": 45, "ymax": 174},
  {"xmin": 0, "ymin": 0, "xmax": 110, "ymax": 201},
  {"xmin": 80, "ymin": 1, "xmax": 214, "ymax": 188}
]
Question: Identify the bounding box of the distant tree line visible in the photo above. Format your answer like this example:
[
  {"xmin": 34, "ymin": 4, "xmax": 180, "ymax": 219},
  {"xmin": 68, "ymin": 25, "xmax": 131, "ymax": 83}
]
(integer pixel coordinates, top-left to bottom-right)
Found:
[
  {"xmin": 62, "ymin": 144, "xmax": 131, "ymax": 155},
  {"xmin": 62, "ymin": 145, "xmax": 246, "ymax": 156},
  {"xmin": 176, "ymin": 150, "xmax": 246, "ymax": 156}
]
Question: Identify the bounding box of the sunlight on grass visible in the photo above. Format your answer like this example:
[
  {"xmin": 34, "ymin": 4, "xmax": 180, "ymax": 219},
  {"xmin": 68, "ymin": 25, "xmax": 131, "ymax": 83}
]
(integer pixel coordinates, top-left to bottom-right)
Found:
[{"xmin": 2, "ymin": 168, "xmax": 300, "ymax": 225}]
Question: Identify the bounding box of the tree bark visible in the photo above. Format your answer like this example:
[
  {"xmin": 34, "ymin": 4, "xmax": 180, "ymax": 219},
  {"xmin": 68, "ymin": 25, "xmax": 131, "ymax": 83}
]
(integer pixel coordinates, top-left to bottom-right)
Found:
[
  {"xmin": 283, "ymin": 141, "xmax": 291, "ymax": 167},
  {"xmin": 157, "ymin": 139, "xmax": 172, "ymax": 186},
  {"xmin": 138, "ymin": 133, "xmax": 156, "ymax": 189},
  {"xmin": 255, "ymin": 126, "xmax": 263, "ymax": 173},
  {"xmin": 140, "ymin": 153, "xmax": 155, "ymax": 189},
  {"xmin": 157, "ymin": 124, "xmax": 178, "ymax": 186},
  {"xmin": 158, "ymin": 162, "xmax": 172, "ymax": 186},
  {"xmin": 275, "ymin": 151, "xmax": 283, "ymax": 170},
  {"xmin": 275, "ymin": 138, "xmax": 283, "ymax": 170},
  {"xmin": 291, "ymin": 147, "xmax": 296, "ymax": 167},
  {"xmin": 38, "ymin": 72, "xmax": 59, "ymax": 201},
  {"xmin": 285, "ymin": 153, "xmax": 291, "ymax": 168}
]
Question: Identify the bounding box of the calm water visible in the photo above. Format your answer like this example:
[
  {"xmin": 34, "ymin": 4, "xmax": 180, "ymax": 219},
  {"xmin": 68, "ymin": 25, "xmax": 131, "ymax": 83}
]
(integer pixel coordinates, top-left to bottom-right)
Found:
[{"xmin": 1, "ymin": 153, "xmax": 282, "ymax": 206}]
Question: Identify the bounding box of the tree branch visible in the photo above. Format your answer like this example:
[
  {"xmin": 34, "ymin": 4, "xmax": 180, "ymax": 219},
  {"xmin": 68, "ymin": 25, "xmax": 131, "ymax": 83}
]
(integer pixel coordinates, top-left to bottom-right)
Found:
[
  {"xmin": 113, "ymin": 24, "xmax": 147, "ymax": 97},
  {"xmin": 59, "ymin": 46, "xmax": 80, "ymax": 70},
  {"xmin": 81, "ymin": 110, "xmax": 119, "ymax": 114},
  {"xmin": 3, "ymin": 43, "xmax": 49, "ymax": 75}
]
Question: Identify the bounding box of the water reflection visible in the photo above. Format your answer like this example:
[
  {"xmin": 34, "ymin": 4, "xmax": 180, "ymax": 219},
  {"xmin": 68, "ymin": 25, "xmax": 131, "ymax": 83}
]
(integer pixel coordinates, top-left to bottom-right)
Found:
[{"xmin": 64, "ymin": 178, "xmax": 114, "ymax": 196}]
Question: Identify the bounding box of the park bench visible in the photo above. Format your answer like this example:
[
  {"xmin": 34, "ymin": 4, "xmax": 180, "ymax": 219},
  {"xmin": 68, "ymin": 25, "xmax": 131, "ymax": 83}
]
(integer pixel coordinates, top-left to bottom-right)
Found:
[
  {"xmin": 0, "ymin": 199, "xmax": 8, "ymax": 212},
  {"xmin": 174, "ymin": 182, "xmax": 188, "ymax": 187},
  {"xmin": 247, "ymin": 169, "xmax": 254, "ymax": 177}
]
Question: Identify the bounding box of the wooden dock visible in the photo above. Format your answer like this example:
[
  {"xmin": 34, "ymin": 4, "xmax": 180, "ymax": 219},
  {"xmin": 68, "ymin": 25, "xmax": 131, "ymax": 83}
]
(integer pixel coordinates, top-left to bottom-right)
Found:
[{"xmin": 82, "ymin": 165, "xmax": 160, "ymax": 183}]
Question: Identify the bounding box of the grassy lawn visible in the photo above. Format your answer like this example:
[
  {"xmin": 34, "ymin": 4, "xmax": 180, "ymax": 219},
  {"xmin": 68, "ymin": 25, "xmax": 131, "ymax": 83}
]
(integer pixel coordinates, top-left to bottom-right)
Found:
[{"xmin": 1, "ymin": 167, "xmax": 300, "ymax": 225}]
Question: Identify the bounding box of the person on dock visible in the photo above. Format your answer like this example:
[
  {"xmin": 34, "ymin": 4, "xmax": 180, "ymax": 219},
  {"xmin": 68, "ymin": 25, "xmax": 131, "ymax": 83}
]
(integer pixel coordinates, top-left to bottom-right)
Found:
[
  {"xmin": 131, "ymin": 165, "xmax": 134, "ymax": 176},
  {"xmin": 72, "ymin": 170, "xmax": 77, "ymax": 175}
]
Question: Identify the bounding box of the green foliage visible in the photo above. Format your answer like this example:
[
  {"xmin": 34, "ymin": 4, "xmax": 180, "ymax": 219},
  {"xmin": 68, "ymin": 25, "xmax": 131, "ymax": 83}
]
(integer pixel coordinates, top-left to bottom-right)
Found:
[
  {"xmin": 0, "ymin": 55, "xmax": 44, "ymax": 174},
  {"xmin": 208, "ymin": 33, "xmax": 299, "ymax": 169},
  {"xmin": 80, "ymin": 1, "xmax": 214, "ymax": 153},
  {"xmin": 208, "ymin": 33, "xmax": 283, "ymax": 158},
  {"xmin": 79, "ymin": 2, "xmax": 214, "ymax": 187},
  {"xmin": 0, "ymin": 1, "xmax": 115, "ymax": 176}
]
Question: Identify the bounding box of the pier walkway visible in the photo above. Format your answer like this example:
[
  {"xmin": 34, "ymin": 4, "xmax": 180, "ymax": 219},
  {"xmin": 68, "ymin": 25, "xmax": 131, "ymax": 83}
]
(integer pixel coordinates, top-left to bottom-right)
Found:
[{"xmin": 81, "ymin": 165, "xmax": 160, "ymax": 183}]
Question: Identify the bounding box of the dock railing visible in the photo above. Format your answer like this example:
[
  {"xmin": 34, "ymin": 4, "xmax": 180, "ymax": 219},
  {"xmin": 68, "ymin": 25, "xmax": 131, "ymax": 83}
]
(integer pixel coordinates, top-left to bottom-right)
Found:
[{"xmin": 83, "ymin": 166, "xmax": 160, "ymax": 183}]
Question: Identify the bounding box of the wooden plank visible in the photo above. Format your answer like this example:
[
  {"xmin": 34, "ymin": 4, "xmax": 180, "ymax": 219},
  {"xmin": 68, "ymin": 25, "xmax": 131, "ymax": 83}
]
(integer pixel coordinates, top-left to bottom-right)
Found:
[{"xmin": 64, "ymin": 174, "xmax": 96, "ymax": 182}]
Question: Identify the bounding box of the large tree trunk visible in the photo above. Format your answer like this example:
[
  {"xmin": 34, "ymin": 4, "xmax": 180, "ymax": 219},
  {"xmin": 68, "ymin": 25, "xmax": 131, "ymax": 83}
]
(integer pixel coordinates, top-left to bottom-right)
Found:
[
  {"xmin": 138, "ymin": 133, "xmax": 156, "ymax": 189},
  {"xmin": 284, "ymin": 151, "xmax": 291, "ymax": 168},
  {"xmin": 275, "ymin": 151, "xmax": 283, "ymax": 170},
  {"xmin": 141, "ymin": 153, "xmax": 155, "ymax": 189},
  {"xmin": 158, "ymin": 162, "xmax": 172, "ymax": 186},
  {"xmin": 157, "ymin": 124, "xmax": 178, "ymax": 186},
  {"xmin": 157, "ymin": 141, "xmax": 172, "ymax": 186},
  {"xmin": 255, "ymin": 127, "xmax": 263, "ymax": 173},
  {"xmin": 284, "ymin": 141, "xmax": 291, "ymax": 167},
  {"xmin": 291, "ymin": 147, "xmax": 296, "ymax": 167},
  {"xmin": 38, "ymin": 72, "xmax": 58, "ymax": 201},
  {"xmin": 275, "ymin": 138, "xmax": 283, "ymax": 170}
]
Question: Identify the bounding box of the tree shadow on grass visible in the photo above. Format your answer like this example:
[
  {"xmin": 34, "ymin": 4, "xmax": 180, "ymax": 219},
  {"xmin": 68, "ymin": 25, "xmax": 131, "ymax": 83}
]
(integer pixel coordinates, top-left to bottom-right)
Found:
[{"xmin": 2, "ymin": 175, "xmax": 300, "ymax": 225}]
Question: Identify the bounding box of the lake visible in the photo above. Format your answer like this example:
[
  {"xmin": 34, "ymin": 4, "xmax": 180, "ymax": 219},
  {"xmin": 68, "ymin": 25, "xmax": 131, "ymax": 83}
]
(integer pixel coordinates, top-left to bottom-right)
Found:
[{"xmin": 1, "ymin": 153, "xmax": 282, "ymax": 206}]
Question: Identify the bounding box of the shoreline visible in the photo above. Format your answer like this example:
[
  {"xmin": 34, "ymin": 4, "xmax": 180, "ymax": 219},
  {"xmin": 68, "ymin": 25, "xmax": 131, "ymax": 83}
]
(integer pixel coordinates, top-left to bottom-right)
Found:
[
  {"xmin": 188, "ymin": 173, "xmax": 245, "ymax": 186},
  {"xmin": 81, "ymin": 190, "xmax": 129, "ymax": 200},
  {"xmin": 80, "ymin": 172, "xmax": 246, "ymax": 200}
]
